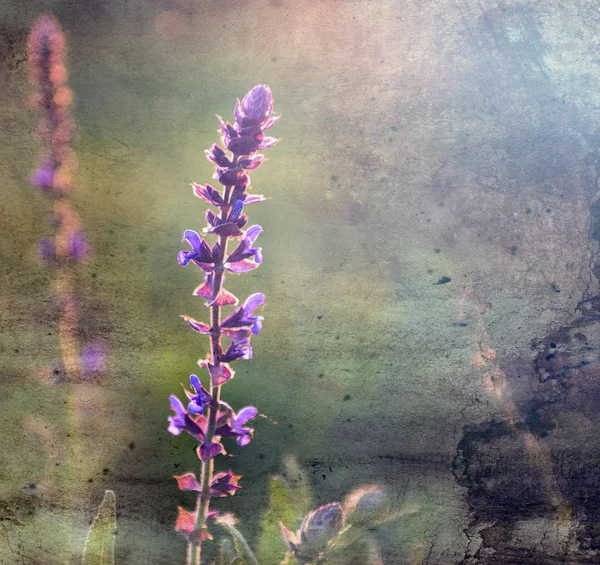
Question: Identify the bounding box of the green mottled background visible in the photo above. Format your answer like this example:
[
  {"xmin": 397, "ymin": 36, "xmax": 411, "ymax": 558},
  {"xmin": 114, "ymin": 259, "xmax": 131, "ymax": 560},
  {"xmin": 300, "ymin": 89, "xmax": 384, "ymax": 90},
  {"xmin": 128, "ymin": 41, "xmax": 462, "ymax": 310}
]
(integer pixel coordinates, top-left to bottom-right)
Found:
[{"xmin": 4, "ymin": 1, "xmax": 600, "ymax": 563}]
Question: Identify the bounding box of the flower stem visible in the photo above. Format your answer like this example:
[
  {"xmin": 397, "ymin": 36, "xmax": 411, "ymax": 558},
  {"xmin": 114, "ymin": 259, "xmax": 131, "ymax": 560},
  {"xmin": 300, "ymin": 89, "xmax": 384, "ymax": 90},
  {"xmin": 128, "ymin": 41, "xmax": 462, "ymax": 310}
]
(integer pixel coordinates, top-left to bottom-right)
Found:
[{"xmin": 193, "ymin": 170, "xmax": 236, "ymax": 565}]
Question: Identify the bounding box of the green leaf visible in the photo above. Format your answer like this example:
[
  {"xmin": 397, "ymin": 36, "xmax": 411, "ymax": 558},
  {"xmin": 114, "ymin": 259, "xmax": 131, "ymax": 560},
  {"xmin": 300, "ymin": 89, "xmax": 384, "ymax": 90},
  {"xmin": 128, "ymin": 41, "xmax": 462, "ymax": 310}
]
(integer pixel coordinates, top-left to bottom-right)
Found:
[
  {"xmin": 82, "ymin": 490, "xmax": 117, "ymax": 565},
  {"xmin": 257, "ymin": 456, "xmax": 313, "ymax": 565}
]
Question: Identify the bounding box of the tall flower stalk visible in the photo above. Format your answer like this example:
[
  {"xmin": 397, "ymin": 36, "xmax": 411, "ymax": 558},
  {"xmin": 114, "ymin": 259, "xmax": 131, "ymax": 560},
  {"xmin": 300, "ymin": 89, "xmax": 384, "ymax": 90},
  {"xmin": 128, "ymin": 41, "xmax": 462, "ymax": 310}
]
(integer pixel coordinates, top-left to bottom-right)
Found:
[
  {"xmin": 27, "ymin": 14, "xmax": 89, "ymax": 381},
  {"xmin": 168, "ymin": 85, "xmax": 280, "ymax": 564}
]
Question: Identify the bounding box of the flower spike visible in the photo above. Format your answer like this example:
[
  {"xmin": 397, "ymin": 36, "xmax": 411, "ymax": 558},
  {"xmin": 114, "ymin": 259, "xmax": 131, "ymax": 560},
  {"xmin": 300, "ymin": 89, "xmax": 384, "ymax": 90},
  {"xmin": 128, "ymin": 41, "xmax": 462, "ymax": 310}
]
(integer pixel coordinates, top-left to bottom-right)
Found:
[{"xmin": 168, "ymin": 85, "xmax": 279, "ymax": 557}]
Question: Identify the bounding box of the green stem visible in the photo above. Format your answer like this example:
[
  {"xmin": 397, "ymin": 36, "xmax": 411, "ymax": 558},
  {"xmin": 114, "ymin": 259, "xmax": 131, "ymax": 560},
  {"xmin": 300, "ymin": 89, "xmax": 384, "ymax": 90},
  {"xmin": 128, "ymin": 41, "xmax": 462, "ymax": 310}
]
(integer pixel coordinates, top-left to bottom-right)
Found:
[
  {"xmin": 194, "ymin": 160, "xmax": 237, "ymax": 564},
  {"xmin": 219, "ymin": 523, "xmax": 260, "ymax": 565}
]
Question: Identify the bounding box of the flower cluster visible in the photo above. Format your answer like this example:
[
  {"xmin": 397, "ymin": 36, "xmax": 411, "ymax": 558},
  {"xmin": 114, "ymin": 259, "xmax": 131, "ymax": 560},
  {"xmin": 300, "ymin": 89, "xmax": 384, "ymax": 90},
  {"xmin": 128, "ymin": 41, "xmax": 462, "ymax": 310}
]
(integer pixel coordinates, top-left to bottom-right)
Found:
[
  {"xmin": 27, "ymin": 14, "xmax": 88, "ymax": 263},
  {"xmin": 168, "ymin": 85, "xmax": 279, "ymax": 557}
]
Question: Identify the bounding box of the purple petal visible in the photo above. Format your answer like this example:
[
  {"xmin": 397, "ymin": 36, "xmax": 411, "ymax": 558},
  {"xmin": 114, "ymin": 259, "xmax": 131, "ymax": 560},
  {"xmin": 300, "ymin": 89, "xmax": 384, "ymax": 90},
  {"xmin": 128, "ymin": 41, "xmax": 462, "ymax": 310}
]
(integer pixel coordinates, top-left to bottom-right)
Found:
[
  {"xmin": 234, "ymin": 98, "xmax": 244, "ymax": 125},
  {"xmin": 244, "ymin": 293, "xmax": 265, "ymax": 315},
  {"xmin": 263, "ymin": 114, "xmax": 281, "ymax": 131},
  {"xmin": 192, "ymin": 182, "xmax": 224, "ymax": 206},
  {"xmin": 235, "ymin": 406, "xmax": 258, "ymax": 426},
  {"xmin": 222, "ymin": 328, "xmax": 253, "ymax": 344},
  {"xmin": 241, "ymin": 85, "xmax": 274, "ymax": 125},
  {"xmin": 245, "ymin": 225, "xmax": 262, "ymax": 245},
  {"xmin": 243, "ymin": 194, "xmax": 266, "ymax": 205},
  {"xmin": 205, "ymin": 144, "xmax": 232, "ymax": 168},
  {"xmin": 228, "ymin": 199, "xmax": 244, "ymax": 222},
  {"xmin": 257, "ymin": 136, "xmax": 280, "ymax": 150},
  {"xmin": 239, "ymin": 154, "xmax": 266, "ymax": 170},
  {"xmin": 182, "ymin": 229, "xmax": 201, "ymax": 250},
  {"xmin": 181, "ymin": 315, "xmax": 211, "ymax": 334},
  {"xmin": 237, "ymin": 433, "xmax": 253, "ymax": 447},
  {"xmin": 199, "ymin": 441, "xmax": 224, "ymax": 462},
  {"xmin": 227, "ymin": 135, "xmax": 257, "ymax": 156},
  {"xmin": 226, "ymin": 259, "xmax": 261, "ymax": 273},
  {"xmin": 170, "ymin": 395, "xmax": 186, "ymax": 418},
  {"xmin": 190, "ymin": 374, "xmax": 202, "ymax": 392},
  {"xmin": 251, "ymin": 316, "xmax": 264, "ymax": 335}
]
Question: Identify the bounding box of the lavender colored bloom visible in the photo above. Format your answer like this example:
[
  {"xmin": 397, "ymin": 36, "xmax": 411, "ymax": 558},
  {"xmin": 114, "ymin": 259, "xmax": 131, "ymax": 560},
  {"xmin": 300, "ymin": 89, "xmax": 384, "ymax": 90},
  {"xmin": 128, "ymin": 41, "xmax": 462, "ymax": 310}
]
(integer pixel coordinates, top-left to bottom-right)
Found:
[
  {"xmin": 178, "ymin": 230, "xmax": 213, "ymax": 270},
  {"xmin": 217, "ymin": 403, "xmax": 258, "ymax": 447},
  {"xmin": 221, "ymin": 293, "xmax": 265, "ymax": 335},
  {"xmin": 225, "ymin": 225, "xmax": 262, "ymax": 273},
  {"xmin": 210, "ymin": 471, "xmax": 241, "ymax": 498},
  {"xmin": 219, "ymin": 340, "xmax": 252, "ymax": 363},
  {"xmin": 236, "ymin": 85, "xmax": 275, "ymax": 127},
  {"xmin": 168, "ymin": 395, "xmax": 226, "ymax": 462},
  {"xmin": 168, "ymin": 395, "xmax": 205, "ymax": 440},
  {"xmin": 184, "ymin": 374, "xmax": 212, "ymax": 415},
  {"xmin": 168, "ymin": 395, "xmax": 192, "ymax": 436}
]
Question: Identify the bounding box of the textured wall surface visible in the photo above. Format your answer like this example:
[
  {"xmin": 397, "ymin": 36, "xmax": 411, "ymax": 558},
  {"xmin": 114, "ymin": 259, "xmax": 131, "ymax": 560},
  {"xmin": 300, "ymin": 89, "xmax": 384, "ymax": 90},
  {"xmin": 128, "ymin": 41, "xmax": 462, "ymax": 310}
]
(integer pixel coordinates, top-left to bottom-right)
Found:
[{"xmin": 3, "ymin": 0, "xmax": 600, "ymax": 563}]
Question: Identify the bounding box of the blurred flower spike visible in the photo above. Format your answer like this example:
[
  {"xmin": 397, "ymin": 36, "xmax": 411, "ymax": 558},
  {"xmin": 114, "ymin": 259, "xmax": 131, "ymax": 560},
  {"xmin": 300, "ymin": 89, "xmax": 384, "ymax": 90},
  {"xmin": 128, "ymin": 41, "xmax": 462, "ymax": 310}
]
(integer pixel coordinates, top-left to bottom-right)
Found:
[{"xmin": 28, "ymin": 14, "xmax": 89, "ymax": 264}]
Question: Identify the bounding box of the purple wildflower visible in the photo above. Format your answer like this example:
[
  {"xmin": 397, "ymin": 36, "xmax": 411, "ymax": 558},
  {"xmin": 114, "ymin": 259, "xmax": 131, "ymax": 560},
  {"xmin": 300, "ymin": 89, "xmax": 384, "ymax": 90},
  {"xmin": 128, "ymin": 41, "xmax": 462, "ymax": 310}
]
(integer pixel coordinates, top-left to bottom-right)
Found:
[
  {"xmin": 236, "ymin": 85, "xmax": 278, "ymax": 129},
  {"xmin": 210, "ymin": 471, "xmax": 242, "ymax": 497},
  {"xmin": 177, "ymin": 230, "xmax": 213, "ymax": 270},
  {"xmin": 221, "ymin": 293, "xmax": 265, "ymax": 336},
  {"xmin": 217, "ymin": 403, "xmax": 258, "ymax": 447},
  {"xmin": 219, "ymin": 340, "xmax": 252, "ymax": 363},
  {"xmin": 225, "ymin": 225, "xmax": 263, "ymax": 273},
  {"xmin": 183, "ymin": 375, "xmax": 212, "ymax": 415},
  {"xmin": 169, "ymin": 85, "xmax": 279, "ymax": 557}
]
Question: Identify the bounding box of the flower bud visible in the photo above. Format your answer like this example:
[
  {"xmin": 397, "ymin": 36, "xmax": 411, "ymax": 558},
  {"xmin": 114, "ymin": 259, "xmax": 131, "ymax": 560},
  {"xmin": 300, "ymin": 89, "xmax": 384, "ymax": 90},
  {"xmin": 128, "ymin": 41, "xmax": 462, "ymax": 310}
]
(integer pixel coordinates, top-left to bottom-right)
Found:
[
  {"xmin": 343, "ymin": 485, "xmax": 389, "ymax": 526},
  {"xmin": 299, "ymin": 502, "xmax": 344, "ymax": 554}
]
